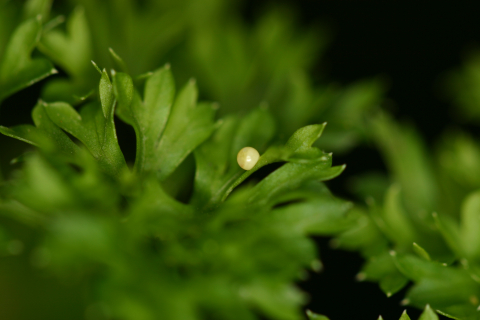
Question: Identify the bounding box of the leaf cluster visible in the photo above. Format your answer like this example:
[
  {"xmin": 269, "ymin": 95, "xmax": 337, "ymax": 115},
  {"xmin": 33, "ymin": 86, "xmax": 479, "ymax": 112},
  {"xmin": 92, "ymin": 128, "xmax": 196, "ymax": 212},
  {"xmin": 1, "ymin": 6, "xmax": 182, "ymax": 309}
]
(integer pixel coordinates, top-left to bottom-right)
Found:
[{"xmin": 0, "ymin": 2, "xmax": 352, "ymax": 318}]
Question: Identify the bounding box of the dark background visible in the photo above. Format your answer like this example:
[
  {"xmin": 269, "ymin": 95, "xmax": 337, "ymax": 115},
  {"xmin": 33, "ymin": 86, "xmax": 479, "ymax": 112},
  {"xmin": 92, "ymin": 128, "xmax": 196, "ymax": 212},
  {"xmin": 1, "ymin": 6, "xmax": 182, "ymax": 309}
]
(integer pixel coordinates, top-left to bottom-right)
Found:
[{"xmin": 244, "ymin": 1, "xmax": 480, "ymax": 319}]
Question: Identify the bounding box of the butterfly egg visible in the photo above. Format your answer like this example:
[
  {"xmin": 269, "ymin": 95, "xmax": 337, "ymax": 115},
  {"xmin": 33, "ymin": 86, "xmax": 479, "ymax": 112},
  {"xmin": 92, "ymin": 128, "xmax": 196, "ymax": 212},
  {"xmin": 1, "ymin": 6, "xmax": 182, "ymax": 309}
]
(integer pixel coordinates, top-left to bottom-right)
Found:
[{"xmin": 237, "ymin": 147, "xmax": 260, "ymax": 170}]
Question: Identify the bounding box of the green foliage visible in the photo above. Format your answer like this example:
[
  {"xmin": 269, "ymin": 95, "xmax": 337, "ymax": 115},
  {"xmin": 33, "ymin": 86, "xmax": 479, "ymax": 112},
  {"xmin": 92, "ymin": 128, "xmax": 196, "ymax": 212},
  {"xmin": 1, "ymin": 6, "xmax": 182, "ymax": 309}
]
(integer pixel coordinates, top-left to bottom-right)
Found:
[
  {"xmin": 0, "ymin": 1, "xmax": 56, "ymax": 102},
  {"xmin": 0, "ymin": 36, "xmax": 348, "ymax": 318},
  {"xmin": 332, "ymin": 106, "xmax": 480, "ymax": 318},
  {"xmin": 5, "ymin": 0, "xmax": 480, "ymax": 319},
  {"xmin": 306, "ymin": 305, "xmax": 440, "ymax": 320}
]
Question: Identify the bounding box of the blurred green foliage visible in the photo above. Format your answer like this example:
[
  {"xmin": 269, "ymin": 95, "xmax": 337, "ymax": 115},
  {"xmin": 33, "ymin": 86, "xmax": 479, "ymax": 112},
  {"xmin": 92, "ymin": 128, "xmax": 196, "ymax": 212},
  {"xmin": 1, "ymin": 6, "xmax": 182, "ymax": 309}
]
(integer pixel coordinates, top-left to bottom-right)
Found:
[
  {"xmin": 5, "ymin": 0, "xmax": 480, "ymax": 319},
  {"xmin": 307, "ymin": 304, "xmax": 439, "ymax": 320}
]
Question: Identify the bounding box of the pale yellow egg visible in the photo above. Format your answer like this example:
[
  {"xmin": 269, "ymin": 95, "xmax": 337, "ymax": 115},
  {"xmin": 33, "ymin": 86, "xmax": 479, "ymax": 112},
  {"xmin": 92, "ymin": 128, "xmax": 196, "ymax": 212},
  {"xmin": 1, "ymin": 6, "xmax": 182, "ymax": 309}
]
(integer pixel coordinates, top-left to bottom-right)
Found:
[{"xmin": 237, "ymin": 147, "xmax": 260, "ymax": 170}]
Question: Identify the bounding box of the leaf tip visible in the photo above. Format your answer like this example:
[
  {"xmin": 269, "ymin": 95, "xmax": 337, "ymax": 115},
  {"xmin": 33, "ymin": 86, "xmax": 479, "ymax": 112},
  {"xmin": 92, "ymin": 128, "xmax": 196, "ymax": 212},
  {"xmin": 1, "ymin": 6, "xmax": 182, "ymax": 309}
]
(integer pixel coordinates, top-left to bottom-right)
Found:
[
  {"xmin": 311, "ymin": 259, "xmax": 322, "ymax": 272},
  {"xmin": 401, "ymin": 298, "xmax": 410, "ymax": 306},
  {"xmin": 164, "ymin": 63, "xmax": 171, "ymax": 70},
  {"xmin": 329, "ymin": 239, "xmax": 339, "ymax": 249},
  {"xmin": 355, "ymin": 272, "xmax": 366, "ymax": 281},
  {"xmin": 389, "ymin": 250, "xmax": 397, "ymax": 257},
  {"xmin": 91, "ymin": 61, "xmax": 102, "ymax": 74}
]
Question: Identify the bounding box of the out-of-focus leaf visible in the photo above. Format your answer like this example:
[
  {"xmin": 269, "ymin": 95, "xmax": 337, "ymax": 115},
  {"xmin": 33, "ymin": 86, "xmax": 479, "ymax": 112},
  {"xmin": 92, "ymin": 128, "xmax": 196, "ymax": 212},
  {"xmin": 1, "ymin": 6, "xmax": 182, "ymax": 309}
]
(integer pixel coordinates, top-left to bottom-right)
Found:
[
  {"xmin": 12, "ymin": 154, "xmax": 76, "ymax": 213},
  {"xmin": 379, "ymin": 273, "xmax": 409, "ymax": 298},
  {"xmin": 0, "ymin": 124, "xmax": 46, "ymax": 147},
  {"xmin": 184, "ymin": 9, "xmax": 326, "ymax": 117},
  {"xmin": 306, "ymin": 309, "xmax": 330, "ymax": 320},
  {"xmin": 0, "ymin": 15, "xmax": 56, "ymax": 102},
  {"xmin": 432, "ymin": 212, "xmax": 463, "ymax": 258},
  {"xmin": 399, "ymin": 310, "xmax": 412, "ymax": 320},
  {"xmin": 271, "ymin": 197, "xmax": 353, "ymax": 235},
  {"xmin": 359, "ymin": 251, "xmax": 408, "ymax": 297},
  {"xmin": 334, "ymin": 207, "xmax": 389, "ymax": 258},
  {"xmin": 39, "ymin": 7, "xmax": 95, "ymax": 103},
  {"xmin": 22, "ymin": 0, "xmax": 51, "ymax": 21},
  {"xmin": 437, "ymin": 132, "xmax": 480, "ymax": 188},
  {"xmin": 418, "ymin": 305, "xmax": 439, "ymax": 320},
  {"xmin": 392, "ymin": 252, "xmax": 480, "ymax": 318},
  {"xmin": 447, "ymin": 53, "xmax": 480, "ymax": 122},
  {"xmin": 460, "ymin": 190, "xmax": 480, "ymax": 260},
  {"xmin": 413, "ymin": 243, "xmax": 432, "ymax": 261},
  {"xmin": 348, "ymin": 172, "xmax": 390, "ymax": 203},
  {"xmin": 371, "ymin": 113, "xmax": 437, "ymax": 216},
  {"xmin": 109, "ymin": 47, "xmax": 128, "ymax": 73},
  {"xmin": 375, "ymin": 184, "xmax": 417, "ymax": 246},
  {"xmin": 241, "ymin": 282, "xmax": 305, "ymax": 320}
]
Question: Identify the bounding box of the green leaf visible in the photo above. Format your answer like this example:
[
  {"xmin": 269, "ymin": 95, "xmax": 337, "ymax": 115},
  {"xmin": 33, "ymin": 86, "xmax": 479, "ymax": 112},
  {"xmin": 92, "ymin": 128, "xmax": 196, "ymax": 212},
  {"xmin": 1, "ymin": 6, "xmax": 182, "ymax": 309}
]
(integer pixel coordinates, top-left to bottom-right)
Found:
[
  {"xmin": 32, "ymin": 101, "xmax": 80, "ymax": 156},
  {"xmin": 413, "ymin": 242, "xmax": 432, "ymax": 261},
  {"xmin": 306, "ymin": 309, "xmax": 330, "ymax": 320},
  {"xmin": 437, "ymin": 132, "xmax": 480, "ymax": 188},
  {"xmin": 377, "ymin": 184, "xmax": 417, "ymax": 246},
  {"xmin": 0, "ymin": 101, "xmax": 81, "ymax": 157},
  {"xmin": 399, "ymin": 310, "xmax": 411, "ymax": 320},
  {"xmin": 192, "ymin": 107, "xmax": 275, "ymax": 208},
  {"xmin": 109, "ymin": 47, "xmax": 128, "ymax": 73},
  {"xmin": 112, "ymin": 70, "xmax": 134, "ymax": 125},
  {"xmin": 271, "ymin": 197, "xmax": 353, "ymax": 235},
  {"xmin": 38, "ymin": 6, "xmax": 94, "ymax": 102},
  {"xmin": 219, "ymin": 124, "xmax": 337, "ymax": 203},
  {"xmin": 0, "ymin": 124, "xmax": 46, "ymax": 147},
  {"xmin": 391, "ymin": 253, "xmax": 479, "ymax": 312},
  {"xmin": 39, "ymin": 6, "xmax": 90, "ymax": 76},
  {"xmin": 460, "ymin": 190, "xmax": 480, "ymax": 259},
  {"xmin": 360, "ymin": 251, "xmax": 409, "ymax": 297},
  {"xmin": 434, "ymin": 308, "xmax": 462, "ymax": 320},
  {"xmin": 246, "ymin": 162, "xmax": 345, "ymax": 207},
  {"xmin": 240, "ymin": 282, "xmax": 305, "ymax": 320},
  {"xmin": 44, "ymin": 99, "xmax": 126, "ymax": 176},
  {"xmin": 11, "ymin": 154, "xmax": 76, "ymax": 213},
  {"xmin": 418, "ymin": 305, "xmax": 439, "ymax": 320},
  {"xmin": 0, "ymin": 15, "xmax": 56, "ymax": 101},
  {"xmin": 99, "ymin": 69, "xmax": 114, "ymax": 118},
  {"xmin": 155, "ymin": 82, "xmax": 216, "ymax": 180},
  {"xmin": 113, "ymin": 67, "xmax": 216, "ymax": 180},
  {"xmin": 432, "ymin": 212, "xmax": 463, "ymax": 257},
  {"xmin": 22, "ymin": 0, "xmax": 52, "ymax": 21},
  {"xmin": 379, "ymin": 273, "xmax": 409, "ymax": 298},
  {"xmin": 334, "ymin": 207, "xmax": 388, "ymax": 257},
  {"xmin": 371, "ymin": 113, "xmax": 437, "ymax": 215}
]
